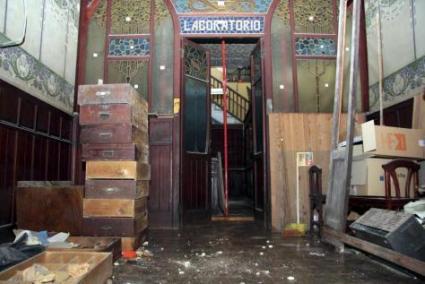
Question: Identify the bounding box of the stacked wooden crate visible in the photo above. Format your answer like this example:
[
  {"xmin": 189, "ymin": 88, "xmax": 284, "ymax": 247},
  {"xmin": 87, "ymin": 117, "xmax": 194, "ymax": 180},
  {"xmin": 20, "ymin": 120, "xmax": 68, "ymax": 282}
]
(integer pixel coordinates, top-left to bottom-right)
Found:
[{"xmin": 78, "ymin": 84, "xmax": 150, "ymax": 251}]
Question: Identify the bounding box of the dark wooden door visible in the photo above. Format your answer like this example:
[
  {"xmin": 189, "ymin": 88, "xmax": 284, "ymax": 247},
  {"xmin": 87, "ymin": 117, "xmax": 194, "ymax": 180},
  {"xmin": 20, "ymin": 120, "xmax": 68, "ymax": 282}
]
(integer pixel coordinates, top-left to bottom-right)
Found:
[
  {"xmin": 250, "ymin": 41, "xmax": 265, "ymax": 220},
  {"xmin": 181, "ymin": 39, "xmax": 211, "ymax": 214}
]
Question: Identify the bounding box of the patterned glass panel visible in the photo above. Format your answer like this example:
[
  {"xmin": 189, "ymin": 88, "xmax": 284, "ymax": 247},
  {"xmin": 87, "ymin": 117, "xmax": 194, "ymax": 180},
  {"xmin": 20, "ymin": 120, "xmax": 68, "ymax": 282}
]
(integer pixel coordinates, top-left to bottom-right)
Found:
[
  {"xmin": 295, "ymin": 37, "xmax": 336, "ymax": 56},
  {"xmin": 111, "ymin": 0, "xmax": 151, "ymax": 34},
  {"xmin": 108, "ymin": 38, "xmax": 150, "ymax": 57},
  {"xmin": 293, "ymin": 0, "xmax": 335, "ymax": 33},
  {"xmin": 184, "ymin": 44, "xmax": 208, "ymax": 80},
  {"xmin": 172, "ymin": 0, "xmax": 272, "ymax": 13}
]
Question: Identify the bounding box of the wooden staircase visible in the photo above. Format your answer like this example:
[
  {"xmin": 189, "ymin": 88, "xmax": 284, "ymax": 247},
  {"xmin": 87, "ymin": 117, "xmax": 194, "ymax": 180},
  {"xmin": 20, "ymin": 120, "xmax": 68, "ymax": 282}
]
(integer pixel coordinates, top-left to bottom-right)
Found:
[{"xmin": 210, "ymin": 75, "xmax": 250, "ymax": 122}]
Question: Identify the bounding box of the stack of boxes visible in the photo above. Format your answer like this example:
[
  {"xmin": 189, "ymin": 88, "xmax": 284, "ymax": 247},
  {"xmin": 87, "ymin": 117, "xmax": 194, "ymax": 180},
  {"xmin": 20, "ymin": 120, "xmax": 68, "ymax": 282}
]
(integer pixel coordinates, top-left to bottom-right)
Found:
[
  {"xmin": 78, "ymin": 84, "xmax": 150, "ymax": 251},
  {"xmin": 351, "ymin": 120, "xmax": 425, "ymax": 196}
]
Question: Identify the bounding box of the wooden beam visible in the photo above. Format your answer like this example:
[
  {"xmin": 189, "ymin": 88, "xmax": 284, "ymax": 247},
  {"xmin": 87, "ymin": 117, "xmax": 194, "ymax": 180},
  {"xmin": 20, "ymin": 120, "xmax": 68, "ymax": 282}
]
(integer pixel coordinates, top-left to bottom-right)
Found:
[{"xmin": 323, "ymin": 227, "xmax": 425, "ymax": 276}]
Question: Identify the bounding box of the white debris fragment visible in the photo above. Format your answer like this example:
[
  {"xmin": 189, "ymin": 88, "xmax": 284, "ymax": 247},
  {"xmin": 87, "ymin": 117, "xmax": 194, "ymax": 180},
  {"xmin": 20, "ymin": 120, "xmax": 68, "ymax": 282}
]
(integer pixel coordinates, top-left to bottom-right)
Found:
[
  {"xmin": 254, "ymin": 262, "xmax": 259, "ymax": 267},
  {"xmin": 309, "ymin": 252, "xmax": 325, "ymax": 257},
  {"xmin": 259, "ymin": 252, "xmax": 264, "ymax": 256},
  {"xmin": 183, "ymin": 261, "xmax": 191, "ymax": 268},
  {"xmin": 287, "ymin": 276, "xmax": 295, "ymax": 281},
  {"xmin": 143, "ymin": 241, "xmax": 149, "ymax": 247},
  {"xmin": 268, "ymin": 245, "xmax": 274, "ymax": 249},
  {"xmin": 264, "ymin": 270, "xmax": 270, "ymax": 275},
  {"xmin": 216, "ymin": 251, "xmax": 223, "ymax": 255},
  {"xmin": 256, "ymin": 272, "xmax": 261, "ymax": 276},
  {"xmin": 160, "ymin": 247, "xmax": 164, "ymax": 251},
  {"xmin": 113, "ymin": 262, "xmax": 120, "ymax": 266},
  {"xmin": 266, "ymin": 240, "xmax": 270, "ymax": 244},
  {"xmin": 200, "ymin": 252, "xmax": 206, "ymax": 257},
  {"xmin": 179, "ymin": 270, "xmax": 185, "ymax": 275},
  {"xmin": 262, "ymin": 246, "xmax": 266, "ymax": 249}
]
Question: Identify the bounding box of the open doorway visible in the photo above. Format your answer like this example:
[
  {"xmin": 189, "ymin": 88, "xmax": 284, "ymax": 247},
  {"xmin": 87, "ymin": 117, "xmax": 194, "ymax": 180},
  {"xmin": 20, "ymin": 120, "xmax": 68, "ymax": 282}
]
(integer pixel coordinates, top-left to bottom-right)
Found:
[{"xmin": 181, "ymin": 37, "xmax": 266, "ymax": 224}]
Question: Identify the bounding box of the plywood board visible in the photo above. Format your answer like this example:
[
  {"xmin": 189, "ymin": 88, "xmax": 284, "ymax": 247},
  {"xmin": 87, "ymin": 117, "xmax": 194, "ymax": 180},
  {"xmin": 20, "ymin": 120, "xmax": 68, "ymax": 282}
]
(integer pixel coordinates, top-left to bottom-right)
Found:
[{"xmin": 269, "ymin": 113, "xmax": 347, "ymax": 232}]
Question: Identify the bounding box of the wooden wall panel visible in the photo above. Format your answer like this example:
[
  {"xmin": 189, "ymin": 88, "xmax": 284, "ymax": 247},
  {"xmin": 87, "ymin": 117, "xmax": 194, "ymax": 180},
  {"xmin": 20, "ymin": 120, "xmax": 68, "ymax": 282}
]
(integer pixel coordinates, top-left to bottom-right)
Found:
[
  {"xmin": 0, "ymin": 80, "xmax": 74, "ymax": 227},
  {"xmin": 148, "ymin": 117, "xmax": 175, "ymax": 228},
  {"xmin": 268, "ymin": 113, "xmax": 347, "ymax": 232},
  {"xmin": 182, "ymin": 154, "xmax": 209, "ymax": 211}
]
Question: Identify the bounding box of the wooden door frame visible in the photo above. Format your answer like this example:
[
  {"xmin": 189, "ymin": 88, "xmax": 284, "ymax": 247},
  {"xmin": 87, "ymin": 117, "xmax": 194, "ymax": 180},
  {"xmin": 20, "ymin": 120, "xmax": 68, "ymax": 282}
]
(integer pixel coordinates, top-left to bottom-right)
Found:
[{"xmin": 163, "ymin": 0, "xmax": 280, "ymax": 229}]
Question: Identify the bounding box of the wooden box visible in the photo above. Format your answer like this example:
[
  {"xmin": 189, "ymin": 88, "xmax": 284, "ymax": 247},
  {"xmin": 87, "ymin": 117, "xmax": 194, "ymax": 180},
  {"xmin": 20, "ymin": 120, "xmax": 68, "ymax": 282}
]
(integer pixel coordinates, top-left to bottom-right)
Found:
[
  {"xmin": 82, "ymin": 213, "xmax": 148, "ymax": 237},
  {"xmin": 0, "ymin": 251, "xmax": 112, "ymax": 283},
  {"xmin": 16, "ymin": 181, "xmax": 83, "ymax": 235},
  {"xmin": 78, "ymin": 83, "xmax": 147, "ymax": 107},
  {"xmin": 80, "ymin": 124, "xmax": 148, "ymax": 145},
  {"xmin": 79, "ymin": 104, "xmax": 147, "ymax": 131},
  {"xmin": 82, "ymin": 143, "xmax": 138, "ymax": 161},
  {"xmin": 83, "ymin": 197, "xmax": 147, "ymax": 218},
  {"xmin": 84, "ymin": 180, "xmax": 149, "ymax": 199},
  {"xmin": 86, "ymin": 161, "xmax": 150, "ymax": 180},
  {"xmin": 48, "ymin": 236, "xmax": 121, "ymax": 262}
]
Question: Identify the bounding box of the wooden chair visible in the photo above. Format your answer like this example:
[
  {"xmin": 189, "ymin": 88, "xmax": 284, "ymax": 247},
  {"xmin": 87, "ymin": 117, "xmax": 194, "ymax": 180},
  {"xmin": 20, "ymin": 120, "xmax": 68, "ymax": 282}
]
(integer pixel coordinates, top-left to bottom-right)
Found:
[
  {"xmin": 309, "ymin": 165, "xmax": 324, "ymax": 237},
  {"xmin": 382, "ymin": 159, "xmax": 420, "ymax": 210}
]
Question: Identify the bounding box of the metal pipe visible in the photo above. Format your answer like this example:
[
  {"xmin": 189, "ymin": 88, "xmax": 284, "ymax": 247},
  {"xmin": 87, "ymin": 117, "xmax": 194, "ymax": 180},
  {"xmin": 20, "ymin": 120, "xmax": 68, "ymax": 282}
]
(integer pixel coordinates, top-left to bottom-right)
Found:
[{"xmin": 221, "ymin": 40, "xmax": 229, "ymax": 217}]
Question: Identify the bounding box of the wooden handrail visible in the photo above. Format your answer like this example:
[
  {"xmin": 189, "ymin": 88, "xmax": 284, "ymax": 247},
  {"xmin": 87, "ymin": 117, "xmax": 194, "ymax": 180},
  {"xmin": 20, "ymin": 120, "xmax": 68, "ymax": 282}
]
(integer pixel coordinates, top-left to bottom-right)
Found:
[{"xmin": 210, "ymin": 75, "xmax": 250, "ymax": 122}]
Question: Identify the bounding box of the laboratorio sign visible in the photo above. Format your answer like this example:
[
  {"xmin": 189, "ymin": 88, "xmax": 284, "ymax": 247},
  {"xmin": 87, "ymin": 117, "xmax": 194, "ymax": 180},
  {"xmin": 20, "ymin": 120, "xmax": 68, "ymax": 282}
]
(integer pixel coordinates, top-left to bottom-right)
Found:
[{"xmin": 180, "ymin": 17, "xmax": 264, "ymax": 34}]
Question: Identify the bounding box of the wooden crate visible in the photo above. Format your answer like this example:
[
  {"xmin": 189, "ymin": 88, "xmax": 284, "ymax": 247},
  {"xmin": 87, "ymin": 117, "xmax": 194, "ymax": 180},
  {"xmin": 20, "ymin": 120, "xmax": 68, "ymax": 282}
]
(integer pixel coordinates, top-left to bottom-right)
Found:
[
  {"xmin": 0, "ymin": 251, "xmax": 112, "ymax": 284},
  {"xmin": 80, "ymin": 124, "xmax": 148, "ymax": 146},
  {"xmin": 78, "ymin": 83, "xmax": 146, "ymax": 107},
  {"xmin": 82, "ymin": 213, "xmax": 148, "ymax": 237},
  {"xmin": 48, "ymin": 237, "xmax": 121, "ymax": 262},
  {"xmin": 83, "ymin": 197, "xmax": 147, "ymax": 218},
  {"xmin": 86, "ymin": 161, "xmax": 150, "ymax": 180},
  {"xmin": 16, "ymin": 182, "xmax": 83, "ymax": 235},
  {"xmin": 85, "ymin": 180, "xmax": 149, "ymax": 199},
  {"xmin": 79, "ymin": 104, "xmax": 147, "ymax": 131}
]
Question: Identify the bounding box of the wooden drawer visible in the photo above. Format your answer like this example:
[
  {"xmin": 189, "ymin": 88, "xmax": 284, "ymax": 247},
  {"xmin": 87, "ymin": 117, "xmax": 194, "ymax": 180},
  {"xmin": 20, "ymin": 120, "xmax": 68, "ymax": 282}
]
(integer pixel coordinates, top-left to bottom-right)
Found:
[
  {"xmin": 78, "ymin": 83, "xmax": 147, "ymax": 106},
  {"xmin": 83, "ymin": 197, "xmax": 147, "ymax": 218},
  {"xmin": 85, "ymin": 180, "xmax": 149, "ymax": 199},
  {"xmin": 0, "ymin": 251, "xmax": 112, "ymax": 284},
  {"xmin": 82, "ymin": 214, "xmax": 148, "ymax": 237},
  {"xmin": 79, "ymin": 104, "xmax": 147, "ymax": 131},
  {"xmin": 86, "ymin": 161, "xmax": 150, "ymax": 180},
  {"xmin": 82, "ymin": 143, "xmax": 138, "ymax": 161},
  {"xmin": 80, "ymin": 124, "xmax": 148, "ymax": 145}
]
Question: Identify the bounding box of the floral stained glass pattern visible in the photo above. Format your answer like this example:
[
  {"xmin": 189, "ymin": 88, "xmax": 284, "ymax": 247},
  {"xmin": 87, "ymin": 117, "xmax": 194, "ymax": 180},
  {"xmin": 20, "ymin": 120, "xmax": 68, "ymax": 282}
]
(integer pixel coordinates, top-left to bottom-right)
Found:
[
  {"xmin": 295, "ymin": 38, "xmax": 336, "ymax": 56},
  {"xmin": 108, "ymin": 38, "xmax": 150, "ymax": 57}
]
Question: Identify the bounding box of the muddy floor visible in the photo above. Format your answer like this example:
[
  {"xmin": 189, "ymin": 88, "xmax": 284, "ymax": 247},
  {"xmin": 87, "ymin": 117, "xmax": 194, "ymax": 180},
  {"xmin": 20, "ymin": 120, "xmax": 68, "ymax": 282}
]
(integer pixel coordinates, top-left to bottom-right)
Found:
[{"xmin": 112, "ymin": 222, "xmax": 422, "ymax": 283}]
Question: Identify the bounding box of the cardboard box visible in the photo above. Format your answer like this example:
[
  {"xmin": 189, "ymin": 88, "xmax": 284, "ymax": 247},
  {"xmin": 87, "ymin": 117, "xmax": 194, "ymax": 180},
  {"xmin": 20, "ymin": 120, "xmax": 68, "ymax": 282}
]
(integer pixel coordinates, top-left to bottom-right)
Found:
[
  {"xmin": 362, "ymin": 120, "xmax": 425, "ymax": 159},
  {"xmin": 350, "ymin": 156, "xmax": 413, "ymax": 196}
]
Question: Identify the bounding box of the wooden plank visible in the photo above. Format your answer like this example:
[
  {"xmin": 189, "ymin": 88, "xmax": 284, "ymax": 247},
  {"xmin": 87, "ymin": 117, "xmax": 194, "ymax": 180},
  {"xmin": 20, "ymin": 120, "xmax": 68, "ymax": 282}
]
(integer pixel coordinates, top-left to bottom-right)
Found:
[
  {"xmin": 412, "ymin": 94, "xmax": 425, "ymax": 129},
  {"xmin": 121, "ymin": 228, "xmax": 148, "ymax": 251},
  {"xmin": 86, "ymin": 161, "xmax": 150, "ymax": 180},
  {"xmin": 16, "ymin": 185, "xmax": 84, "ymax": 235},
  {"xmin": 83, "ymin": 197, "xmax": 147, "ymax": 217},
  {"xmin": 323, "ymin": 227, "xmax": 425, "ymax": 276},
  {"xmin": 211, "ymin": 216, "xmax": 255, "ymax": 222},
  {"xmin": 268, "ymin": 113, "xmax": 347, "ymax": 232},
  {"xmin": 85, "ymin": 180, "xmax": 149, "ymax": 199}
]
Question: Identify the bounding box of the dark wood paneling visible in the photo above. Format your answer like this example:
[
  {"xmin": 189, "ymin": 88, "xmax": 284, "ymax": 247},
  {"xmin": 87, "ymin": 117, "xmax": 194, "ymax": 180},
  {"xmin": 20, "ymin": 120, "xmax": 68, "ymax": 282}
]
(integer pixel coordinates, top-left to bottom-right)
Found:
[
  {"xmin": 367, "ymin": 99, "xmax": 413, "ymax": 128},
  {"xmin": 149, "ymin": 117, "xmax": 174, "ymax": 228},
  {"xmin": 182, "ymin": 153, "xmax": 209, "ymax": 211},
  {"xmin": 0, "ymin": 80, "xmax": 74, "ymax": 226}
]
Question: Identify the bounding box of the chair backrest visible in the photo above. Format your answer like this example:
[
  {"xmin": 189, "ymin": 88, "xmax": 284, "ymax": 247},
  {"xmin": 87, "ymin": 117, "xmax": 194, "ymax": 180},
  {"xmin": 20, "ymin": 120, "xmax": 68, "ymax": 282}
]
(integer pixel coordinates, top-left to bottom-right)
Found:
[
  {"xmin": 309, "ymin": 165, "xmax": 323, "ymax": 196},
  {"xmin": 382, "ymin": 160, "xmax": 420, "ymax": 199}
]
